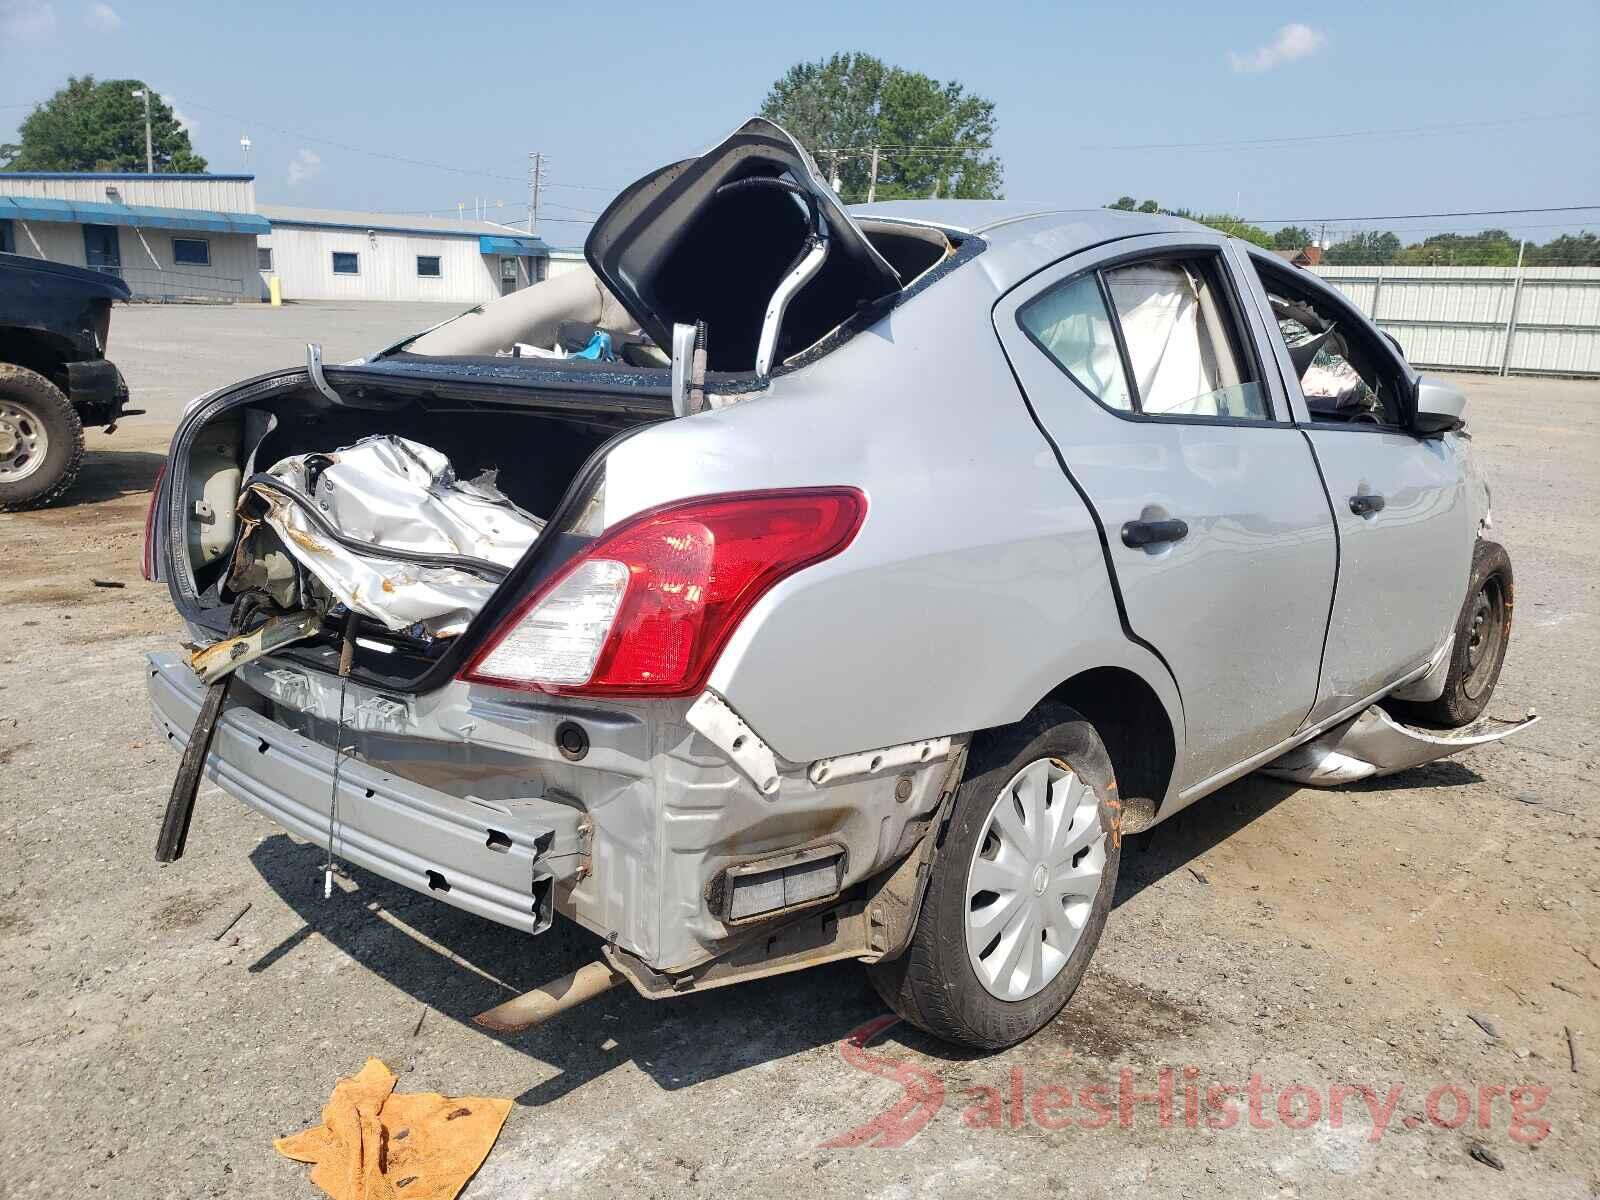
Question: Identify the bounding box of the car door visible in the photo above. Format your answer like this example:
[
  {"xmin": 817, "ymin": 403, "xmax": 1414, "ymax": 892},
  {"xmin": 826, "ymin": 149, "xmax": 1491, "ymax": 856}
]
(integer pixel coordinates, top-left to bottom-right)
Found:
[
  {"xmin": 994, "ymin": 233, "xmax": 1337, "ymax": 791},
  {"xmin": 1232, "ymin": 249, "xmax": 1475, "ymax": 727}
]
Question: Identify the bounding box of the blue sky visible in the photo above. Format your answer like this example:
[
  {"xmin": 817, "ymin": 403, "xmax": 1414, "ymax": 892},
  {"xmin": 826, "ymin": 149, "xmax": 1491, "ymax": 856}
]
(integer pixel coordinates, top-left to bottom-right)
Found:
[{"xmin": 2, "ymin": 0, "xmax": 1596, "ymax": 248}]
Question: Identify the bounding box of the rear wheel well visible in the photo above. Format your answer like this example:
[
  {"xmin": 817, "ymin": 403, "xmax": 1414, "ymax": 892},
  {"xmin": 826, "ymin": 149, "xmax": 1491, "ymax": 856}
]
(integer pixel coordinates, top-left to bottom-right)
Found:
[
  {"xmin": 0, "ymin": 326, "xmax": 73, "ymax": 392},
  {"xmin": 1043, "ymin": 667, "xmax": 1175, "ymax": 810}
]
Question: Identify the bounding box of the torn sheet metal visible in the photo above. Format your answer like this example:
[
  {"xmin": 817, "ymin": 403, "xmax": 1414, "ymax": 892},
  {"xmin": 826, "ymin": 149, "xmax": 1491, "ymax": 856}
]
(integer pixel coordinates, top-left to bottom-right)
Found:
[
  {"xmin": 189, "ymin": 610, "xmax": 323, "ymax": 684},
  {"xmin": 237, "ymin": 436, "xmax": 543, "ymax": 638},
  {"xmin": 1260, "ymin": 704, "xmax": 1540, "ymax": 786}
]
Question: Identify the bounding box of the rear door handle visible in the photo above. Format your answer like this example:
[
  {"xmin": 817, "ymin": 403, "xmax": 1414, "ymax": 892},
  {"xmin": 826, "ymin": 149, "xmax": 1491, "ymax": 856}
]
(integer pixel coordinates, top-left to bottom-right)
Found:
[
  {"xmin": 1121, "ymin": 518, "xmax": 1189, "ymax": 548},
  {"xmin": 1349, "ymin": 494, "xmax": 1386, "ymax": 516}
]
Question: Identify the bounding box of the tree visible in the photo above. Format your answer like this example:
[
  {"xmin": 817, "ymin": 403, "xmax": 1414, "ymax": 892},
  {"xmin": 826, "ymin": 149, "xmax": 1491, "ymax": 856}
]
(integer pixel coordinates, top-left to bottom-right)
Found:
[
  {"xmin": 1273, "ymin": 225, "xmax": 1314, "ymax": 249},
  {"xmin": 1528, "ymin": 232, "xmax": 1600, "ymax": 266},
  {"xmin": 1, "ymin": 76, "xmax": 206, "ymax": 173},
  {"xmin": 1108, "ymin": 196, "xmax": 1138, "ymax": 210},
  {"xmin": 760, "ymin": 53, "xmax": 1001, "ymax": 202},
  {"xmin": 1323, "ymin": 230, "xmax": 1401, "ymax": 265},
  {"xmin": 1137, "ymin": 199, "xmax": 1160, "ymax": 214}
]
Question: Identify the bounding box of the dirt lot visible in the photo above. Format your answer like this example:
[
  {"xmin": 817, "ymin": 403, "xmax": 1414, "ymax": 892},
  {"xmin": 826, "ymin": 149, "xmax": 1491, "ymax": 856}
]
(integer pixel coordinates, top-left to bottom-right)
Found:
[{"xmin": 0, "ymin": 340, "xmax": 1595, "ymax": 1197}]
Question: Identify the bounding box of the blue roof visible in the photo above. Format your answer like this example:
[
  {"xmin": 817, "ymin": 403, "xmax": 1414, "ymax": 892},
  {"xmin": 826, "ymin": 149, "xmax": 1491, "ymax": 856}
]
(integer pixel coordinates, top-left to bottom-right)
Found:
[
  {"xmin": 0, "ymin": 195, "xmax": 270, "ymax": 235},
  {"xmin": 479, "ymin": 234, "xmax": 550, "ymax": 256},
  {"xmin": 1, "ymin": 171, "xmax": 255, "ymax": 182}
]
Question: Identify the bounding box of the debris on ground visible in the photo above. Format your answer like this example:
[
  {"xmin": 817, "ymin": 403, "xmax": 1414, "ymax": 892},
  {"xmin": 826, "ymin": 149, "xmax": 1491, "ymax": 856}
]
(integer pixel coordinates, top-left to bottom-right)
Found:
[
  {"xmin": 275, "ymin": 1058, "xmax": 511, "ymax": 1200},
  {"xmin": 1468, "ymin": 1142, "xmax": 1506, "ymax": 1171},
  {"xmin": 209, "ymin": 901, "xmax": 251, "ymax": 942},
  {"xmin": 1467, "ymin": 1012, "xmax": 1500, "ymax": 1040},
  {"xmin": 1567, "ymin": 1026, "xmax": 1582, "ymax": 1074},
  {"xmin": 90, "ymin": 579, "xmax": 126, "ymax": 589},
  {"xmin": 1188, "ymin": 866, "xmax": 1209, "ymax": 885}
]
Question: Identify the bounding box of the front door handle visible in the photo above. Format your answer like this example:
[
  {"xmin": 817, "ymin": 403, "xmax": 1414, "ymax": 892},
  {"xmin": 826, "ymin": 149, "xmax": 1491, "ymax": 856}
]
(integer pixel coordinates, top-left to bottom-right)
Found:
[
  {"xmin": 1349, "ymin": 493, "xmax": 1386, "ymax": 516},
  {"xmin": 1121, "ymin": 518, "xmax": 1189, "ymax": 548}
]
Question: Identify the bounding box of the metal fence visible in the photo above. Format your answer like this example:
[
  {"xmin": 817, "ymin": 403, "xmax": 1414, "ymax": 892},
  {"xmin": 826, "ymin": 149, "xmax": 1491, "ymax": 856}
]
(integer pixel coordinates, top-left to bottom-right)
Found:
[
  {"xmin": 105, "ymin": 266, "xmax": 248, "ymax": 303},
  {"xmin": 1312, "ymin": 264, "xmax": 1600, "ymax": 378}
]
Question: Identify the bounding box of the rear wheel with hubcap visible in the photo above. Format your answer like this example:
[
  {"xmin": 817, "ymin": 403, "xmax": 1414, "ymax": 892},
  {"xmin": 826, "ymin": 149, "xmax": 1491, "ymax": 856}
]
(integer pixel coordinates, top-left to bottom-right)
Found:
[{"xmin": 868, "ymin": 704, "xmax": 1121, "ymax": 1049}]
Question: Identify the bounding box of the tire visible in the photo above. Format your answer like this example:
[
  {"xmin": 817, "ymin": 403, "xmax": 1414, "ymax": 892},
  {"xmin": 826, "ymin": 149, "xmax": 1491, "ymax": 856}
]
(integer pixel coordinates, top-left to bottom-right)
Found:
[
  {"xmin": 0, "ymin": 364, "xmax": 84, "ymax": 511},
  {"xmin": 1389, "ymin": 539, "xmax": 1514, "ymax": 728},
  {"xmin": 866, "ymin": 703, "xmax": 1121, "ymax": 1050}
]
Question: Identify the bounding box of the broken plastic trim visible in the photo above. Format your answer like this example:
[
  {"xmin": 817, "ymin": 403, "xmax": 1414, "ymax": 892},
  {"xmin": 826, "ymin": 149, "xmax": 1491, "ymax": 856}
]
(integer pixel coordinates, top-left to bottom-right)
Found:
[
  {"xmin": 188, "ymin": 609, "xmax": 323, "ymax": 684},
  {"xmin": 1260, "ymin": 704, "xmax": 1540, "ymax": 786}
]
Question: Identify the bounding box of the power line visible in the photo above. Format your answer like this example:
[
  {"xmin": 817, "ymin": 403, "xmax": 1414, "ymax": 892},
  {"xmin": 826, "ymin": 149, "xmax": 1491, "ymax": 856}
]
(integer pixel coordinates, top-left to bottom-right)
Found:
[
  {"xmin": 1083, "ymin": 109, "xmax": 1596, "ymax": 152},
  {"xmin": 1246, "ymin": 204, "xmax": 1600, "ymax": 224}
]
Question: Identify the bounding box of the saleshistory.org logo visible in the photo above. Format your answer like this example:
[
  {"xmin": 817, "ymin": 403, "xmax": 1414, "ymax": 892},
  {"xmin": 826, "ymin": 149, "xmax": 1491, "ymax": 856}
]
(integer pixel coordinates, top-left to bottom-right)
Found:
[{"xmin": 820, "ymin": 1018, "xmax": 1554, "ymax": 1149}]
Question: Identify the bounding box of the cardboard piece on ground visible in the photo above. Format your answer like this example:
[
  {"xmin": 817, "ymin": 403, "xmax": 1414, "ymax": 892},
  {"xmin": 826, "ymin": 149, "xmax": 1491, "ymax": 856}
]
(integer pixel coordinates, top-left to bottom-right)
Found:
[{"xmin": 274, "ymin": 1058, "xmax": 512, "ymax": 1200}]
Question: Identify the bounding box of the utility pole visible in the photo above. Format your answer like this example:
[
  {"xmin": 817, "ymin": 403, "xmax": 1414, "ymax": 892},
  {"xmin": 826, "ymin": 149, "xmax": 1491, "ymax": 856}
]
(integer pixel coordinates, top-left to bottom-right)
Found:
[
  {"xmin": 130, "ymin": 87, "xmax": 154, "ymax": 172},
  {"xmin": 528, "ymin": 152, "xmax": 543, "ymax": 237},
  {"xmin": 866, "ymin": 146, "xmax": 880, "ymax": 204}
]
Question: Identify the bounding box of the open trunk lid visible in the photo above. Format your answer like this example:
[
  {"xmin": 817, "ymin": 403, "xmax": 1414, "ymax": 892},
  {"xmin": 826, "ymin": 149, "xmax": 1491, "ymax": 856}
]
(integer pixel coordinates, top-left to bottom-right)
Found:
[{"xmin": 584, "ymin": 118, "xmax": 905, "ymax": 373}]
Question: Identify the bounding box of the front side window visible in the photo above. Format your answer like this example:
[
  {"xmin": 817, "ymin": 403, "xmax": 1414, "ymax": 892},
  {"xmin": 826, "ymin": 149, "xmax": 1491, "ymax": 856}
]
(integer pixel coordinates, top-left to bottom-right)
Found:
[
  {"xmin": 1020, "ymin": 253, "xmax": 1270, "ymax": 421},
  {"xmin": 172, "ymin": 237, "xmax": 210, "ymax": 266},
  {"xmin": 416, "ymin": 255, "xmax": 441, "ymax": 278},
  {"xmin": 331, "ymin": 251, "xmax": 359, "ymax": 275},
  {"xmin": 1251, "ymin": 259, "xmax": 1406, "ymax": 426}
]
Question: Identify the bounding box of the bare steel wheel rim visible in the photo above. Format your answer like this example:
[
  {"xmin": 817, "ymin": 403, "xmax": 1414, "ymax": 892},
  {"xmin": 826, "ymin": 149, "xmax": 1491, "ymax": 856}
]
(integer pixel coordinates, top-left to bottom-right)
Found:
[
  {"xmin": 964, "ymin": 756, "xmax": 1107, "ymax": 1002},
  {"xmin": 0, "ymin": 399, "xmax": 48, "ymax": 483}
]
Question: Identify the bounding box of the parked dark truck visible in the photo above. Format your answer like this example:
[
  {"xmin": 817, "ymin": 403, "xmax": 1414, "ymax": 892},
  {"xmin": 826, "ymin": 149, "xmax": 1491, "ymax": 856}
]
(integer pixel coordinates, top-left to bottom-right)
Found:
[{"xmin": 0, "ymin": 251, "xmax": 139, "ymax": 509}]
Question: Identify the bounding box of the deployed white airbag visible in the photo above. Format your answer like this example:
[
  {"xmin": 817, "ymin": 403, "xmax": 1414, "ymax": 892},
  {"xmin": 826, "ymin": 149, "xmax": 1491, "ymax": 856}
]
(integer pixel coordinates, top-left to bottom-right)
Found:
[{"xmin": 243, "ymin": 435, "xmax": 543, "ymax": 637}]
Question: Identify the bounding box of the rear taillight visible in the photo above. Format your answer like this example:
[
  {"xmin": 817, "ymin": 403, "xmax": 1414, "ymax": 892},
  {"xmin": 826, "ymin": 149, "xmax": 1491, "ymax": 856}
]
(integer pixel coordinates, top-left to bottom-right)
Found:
[
  {"xmin": 140, "ymin": 461, "xmax": 168, "ymax": 582},
  {"xmin": 461, "ymin": 488, "xmax": 866, "ymax": 697}
]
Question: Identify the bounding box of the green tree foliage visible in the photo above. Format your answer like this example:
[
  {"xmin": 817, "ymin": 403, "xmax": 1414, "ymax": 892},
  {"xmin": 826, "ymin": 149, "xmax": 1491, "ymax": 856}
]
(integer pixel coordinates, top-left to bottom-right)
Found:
[
  {"xmin": 1, "ymin": 76, "xmax": 206, "ymax": 173},
  {"xmin": 760, "ymin": 52, "xmax": 1001, "ymax": 202},
  {"xmin": 1103, "ymin": 198, "xmax": 1596, "ymax": 265},
  {"xmin": 1324, "ymin": 230, "xmax": 1401, "ymax": 265}
]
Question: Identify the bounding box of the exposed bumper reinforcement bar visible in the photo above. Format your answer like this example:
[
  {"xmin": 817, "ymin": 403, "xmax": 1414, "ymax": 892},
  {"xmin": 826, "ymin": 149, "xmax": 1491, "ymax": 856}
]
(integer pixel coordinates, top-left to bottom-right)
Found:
[
  {"xmin": 147, "ymin": 650, "xmax": 573, "ymax": 933},
  {"xmin": 1261, "ymin": 704, "xmax": 1540, "ymax": 786}
]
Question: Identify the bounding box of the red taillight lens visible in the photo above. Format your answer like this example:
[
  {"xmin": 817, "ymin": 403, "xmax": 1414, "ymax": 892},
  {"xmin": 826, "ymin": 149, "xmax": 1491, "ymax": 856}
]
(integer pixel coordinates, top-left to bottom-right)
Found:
[
  {"xmin": 140, "ymin": 460, "xmax": 168, "ymax": 582},
  {"xmin": 461, "ymin": 488, "xmax": 866, "ymax": 697}
]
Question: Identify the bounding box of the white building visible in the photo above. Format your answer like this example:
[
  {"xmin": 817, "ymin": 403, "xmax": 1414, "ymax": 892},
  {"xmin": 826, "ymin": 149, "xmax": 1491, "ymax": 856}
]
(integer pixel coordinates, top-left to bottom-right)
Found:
[
  {"xmin": 257, "ymin": 206, "xmax": 551, "ymax": 303},
  {"xmin": 0, "ymin": 171, "xmax": 268, "ymax": 301}
]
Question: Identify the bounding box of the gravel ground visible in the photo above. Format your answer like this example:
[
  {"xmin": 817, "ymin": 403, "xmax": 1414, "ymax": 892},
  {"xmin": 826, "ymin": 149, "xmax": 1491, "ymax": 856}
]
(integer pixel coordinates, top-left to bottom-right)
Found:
[{"xmin": 0, "ymin": 339, "xmax": 1595, "ymax": 1198}]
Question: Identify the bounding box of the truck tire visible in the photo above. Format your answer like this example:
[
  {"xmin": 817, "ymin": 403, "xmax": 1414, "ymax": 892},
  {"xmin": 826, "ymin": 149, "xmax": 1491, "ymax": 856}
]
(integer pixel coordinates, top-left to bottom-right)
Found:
[
  {"xmin": 866, "ymin": 703, "xmax": 1121, "ymax": 1050},
  {"xmin": 1389, "ymin": 539, "xmax": 1514, "ymax": 729},
  {"xmin": 0, "ymin": 363, "xmax": 83, "ymax": 511}
]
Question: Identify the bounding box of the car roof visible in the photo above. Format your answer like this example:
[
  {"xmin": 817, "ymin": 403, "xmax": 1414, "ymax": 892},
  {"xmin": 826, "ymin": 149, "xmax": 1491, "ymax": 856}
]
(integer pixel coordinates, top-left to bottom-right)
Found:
[{"xmin": 848, "ymin": 201, "xmax": 1218, "ymax": 293}]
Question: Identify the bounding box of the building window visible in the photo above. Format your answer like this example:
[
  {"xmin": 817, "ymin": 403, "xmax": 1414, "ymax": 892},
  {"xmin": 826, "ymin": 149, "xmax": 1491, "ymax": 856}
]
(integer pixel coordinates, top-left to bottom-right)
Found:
[
  {"xmin": 257, "ymin": 247, "xmax": 274, "ymax": 271},
  {"xmin": 0, "ymin": 219, "xmax": 13, "ymax": 254},
  {"xmin": 331, "ymin": 252, "xmax": 359, "ymax": 275},
  {"xmin": 416, "ymin": 255, "xmax": 442, "ymax": 278},
  {"xmin": 172, "ymin": 238, "xmax": 210, "ymax": 266}
]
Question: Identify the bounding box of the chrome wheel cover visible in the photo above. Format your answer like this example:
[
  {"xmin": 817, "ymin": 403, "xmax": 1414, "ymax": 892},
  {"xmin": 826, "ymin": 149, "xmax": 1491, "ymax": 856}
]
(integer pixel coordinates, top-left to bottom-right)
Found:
[
  {"xmin": 964, "ymin": 756, "xmax": 1107, "ymax": 1002},
  {"xmin": 0, "ymin": 399, "xmax": 48, "ymax": 483}
]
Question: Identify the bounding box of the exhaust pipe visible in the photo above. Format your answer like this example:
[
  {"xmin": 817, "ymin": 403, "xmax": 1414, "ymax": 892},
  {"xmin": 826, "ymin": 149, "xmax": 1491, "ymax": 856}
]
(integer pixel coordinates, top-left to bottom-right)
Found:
[{"xmin": 473, "ymin": 961, "xmax": 623, "ymax": 1034}]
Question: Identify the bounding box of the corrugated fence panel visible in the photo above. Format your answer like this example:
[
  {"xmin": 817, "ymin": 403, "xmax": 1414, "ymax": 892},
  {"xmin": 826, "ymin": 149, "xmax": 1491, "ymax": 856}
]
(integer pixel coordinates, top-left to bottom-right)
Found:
[{"xmin": 1314, "ymin": 265, "xmax": 1600, "ymax": 377}]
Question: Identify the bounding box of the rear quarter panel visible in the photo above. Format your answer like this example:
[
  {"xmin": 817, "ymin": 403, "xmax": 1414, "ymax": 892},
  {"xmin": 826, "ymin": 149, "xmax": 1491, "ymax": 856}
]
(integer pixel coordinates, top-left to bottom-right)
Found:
[{"xmin": 600, "ymin": 262, "xmax": 1183, "ymax": 767}]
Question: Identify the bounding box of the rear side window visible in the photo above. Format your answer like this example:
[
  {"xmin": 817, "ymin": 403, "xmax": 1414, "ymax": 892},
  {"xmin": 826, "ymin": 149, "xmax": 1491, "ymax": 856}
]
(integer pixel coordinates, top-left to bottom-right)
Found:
[
  {"xmin": 1018, "ymin": 273, "xmax": 1133, "ymax": 411},
  {"xmin": 1020, "ymin": 253, "xmax": 1270, "ymax": 421}
]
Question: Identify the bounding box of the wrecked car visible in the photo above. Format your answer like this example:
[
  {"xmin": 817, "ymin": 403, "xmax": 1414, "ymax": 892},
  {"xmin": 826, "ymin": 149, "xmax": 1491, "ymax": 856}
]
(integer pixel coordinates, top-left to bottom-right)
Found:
[
  {"xmin": 143, "ymin": 118, "xmax": 1533, "ymax": 1050},
  {"xmin": 0, "ymin": 251, "xmax": 139, "ymax": 509}
]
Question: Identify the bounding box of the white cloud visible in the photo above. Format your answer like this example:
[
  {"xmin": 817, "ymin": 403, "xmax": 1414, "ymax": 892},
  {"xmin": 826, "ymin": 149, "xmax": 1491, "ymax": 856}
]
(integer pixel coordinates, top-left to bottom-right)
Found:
[
  {"xmin": 85, "ymin": 1, "xmax": 120, "ymax": 31},
  {"xmin": 1229, "ymin": 23, "xmax": 1327, "ymax": 73},
  {"xmin": 0, "ymin": 0, "xmax": 58, "ymax": 43},
  {"xmin": 287, "ymin": 147, "xmax": 322, "ymax": 186}
]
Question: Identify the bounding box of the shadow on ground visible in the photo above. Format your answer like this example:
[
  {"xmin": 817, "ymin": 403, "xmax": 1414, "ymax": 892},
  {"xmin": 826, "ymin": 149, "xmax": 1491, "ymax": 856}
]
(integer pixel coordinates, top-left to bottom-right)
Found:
[
  {"xmin": 50, "ymin": 446, "xmax": 167, "ymax": 507},
  {"xmin": 248, "ymin": 836, "xmax": 883, "ymax": 1107},
  {"xmin": 245, "ymin": 761, "xmax": 1481, "ymax": 1103}
]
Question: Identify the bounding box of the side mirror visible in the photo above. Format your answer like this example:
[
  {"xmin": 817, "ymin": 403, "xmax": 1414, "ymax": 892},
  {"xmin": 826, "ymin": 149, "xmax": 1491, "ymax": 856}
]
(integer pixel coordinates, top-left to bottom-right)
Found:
[{"xmin": 1412, "ymin": 375, "xmax": 1466, "ymax": 436}]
